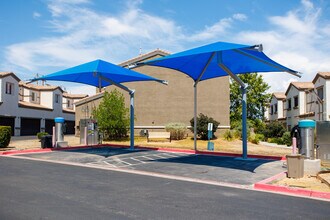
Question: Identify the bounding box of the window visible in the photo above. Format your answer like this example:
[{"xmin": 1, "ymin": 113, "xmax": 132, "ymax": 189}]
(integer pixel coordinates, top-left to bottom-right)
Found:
[
  {"xmin": 67, "ymin": 100, "xmax": 71, "ymax": 108},
  {"xmin": 270, "ymin": 105, "xmax": 273, "ymax": 115},
  {"xmin": 55, "ymin": 94, "xmax": 60, "ymax": 103},
  {"xmin": 31, "ymin": 92, "xmax": 36, "ymax": 102},
  {"xmin": 317, "ymin": 87, "xmax": 324, "ymax": 100},
  {"xmin": 5, "ymin": 82, "xmax": 14, "ymax": 94},
  {"xmin": 287, "ymin": 99, "xmax": 292, "ymax": 110},
  {"xmin": 30, "ymin": 91, "xmax": 38, "ymax": 103},
  {"xmin": 294, "ymin": 96, "xmax": 299, "ymax": 108},
  {"xmin": 274, "ymin": 104, "xmax": 278, "ymax": 114}
]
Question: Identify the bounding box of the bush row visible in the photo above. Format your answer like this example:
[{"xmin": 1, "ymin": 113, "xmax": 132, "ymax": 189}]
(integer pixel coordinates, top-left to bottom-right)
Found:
[{"xmin": 0, "ymin": 126, "xmax": 11, "ymax": 148}]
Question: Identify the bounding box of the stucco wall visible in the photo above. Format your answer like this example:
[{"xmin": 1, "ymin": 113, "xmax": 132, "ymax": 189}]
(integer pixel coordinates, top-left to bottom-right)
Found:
[
  {"xmin": 286, "ymin": 87, "xmax": 299, "ymax": 128},
  {"xmin": 40, "ymin": 91, "xmax": 54, "ymax": 108},
  {"xmin": 105, "ymin": 65, "xmax": 230, "ymax": 129},
  {"xmin": 326, "ymin": 80, "xmax": 330, "ymax": 120},
  {"xmin": 0, "ymin": 75, "xmax": 19, "ymax": 116}
]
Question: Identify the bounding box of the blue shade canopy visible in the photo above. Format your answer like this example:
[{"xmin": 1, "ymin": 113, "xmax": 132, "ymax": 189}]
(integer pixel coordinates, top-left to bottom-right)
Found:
[
  {"xmin": 144, "ymin": 41, "xmax": 301, "ymax": 81},
  {"xmin": 143, "ymin": 41, "xmax": 301, "ymax": 158},
  {"xmin": 32, "ymin": 59, "xmax": 165, "ymax": 87}
]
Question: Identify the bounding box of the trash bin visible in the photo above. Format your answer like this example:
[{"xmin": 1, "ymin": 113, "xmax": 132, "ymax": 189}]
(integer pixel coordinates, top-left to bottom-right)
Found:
[
  {"xmin": 286, "ymin": 154, "xmax": 304, "ymax": 178},
  {"xmin": 40, "ymin": 135, "xmax": 53, "ymax": 149}
]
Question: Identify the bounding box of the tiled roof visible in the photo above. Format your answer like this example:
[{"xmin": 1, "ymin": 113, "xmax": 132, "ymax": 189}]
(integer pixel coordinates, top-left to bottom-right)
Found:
[
  {"xmin": 0, "ymin": 72, "xmax": 12, "ymax": 77},
  {"xmin": 318, "ymin": 72, "xmax": 330, "ymax": 78},
  {"xmin": 312, "ymin": 72, "xmax": 330, "ymax": 83},
  {"xmin": 272, "ymin": 92, "xmax": 286, "ymax": 100},
  {"xmin": 291, "ymin": 82, "xmax": 314, "ymax": 90},
  {"xmin": 63, "ymin": 93, "xmax": 88, "ymax": 99},
  {"xmin": 119, "ymin": 49, "xmax": 170, "ymax": 68},
  {"xmin": 285, "ymin": 82, "xmax": 314, "ymax": 95},
  {"xmin": 19, "ymin": 82, "xmax": 62, "ymax": 91},
  {"xmin": 0, "ymin": 72, "xmax": 21, "ymax": 81},
  {"xmin": 18, "ymin": 101, "xmax": 52, "ymax": 111}
]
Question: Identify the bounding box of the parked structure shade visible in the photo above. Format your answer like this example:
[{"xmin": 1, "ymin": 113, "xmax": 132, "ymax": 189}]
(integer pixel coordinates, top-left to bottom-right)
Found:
[
  {"xmin": 31, "ymin": 59, "xmax": 167, "ymax": 150},
  {"xmin": 144, "ymin": 41, "xmax": 301, "ymax": 159},
  {"xmin": 32, "ymin": 59, "xmax": 165, "ymax": 88}
]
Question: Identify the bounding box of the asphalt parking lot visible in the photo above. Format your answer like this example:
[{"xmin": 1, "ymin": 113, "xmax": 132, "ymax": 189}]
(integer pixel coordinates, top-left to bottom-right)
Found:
[{"xmin": 15, "ymin": 146, "xmax": 285, "ymax": 186}]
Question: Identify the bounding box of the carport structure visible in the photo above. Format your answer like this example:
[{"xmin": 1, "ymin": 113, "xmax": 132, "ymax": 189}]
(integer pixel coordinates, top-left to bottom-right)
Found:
[
  {"xmin": 144, "ymin": 41, "xmax": 301, "ymax": 159},
  {"xmin": 31, "ymin": 59, "xmax": 167, "ymax": 149}
]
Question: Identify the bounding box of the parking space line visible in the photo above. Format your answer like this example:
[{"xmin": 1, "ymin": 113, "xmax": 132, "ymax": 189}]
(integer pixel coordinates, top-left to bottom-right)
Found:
[
  {"xmin": 130, "ymin": 157, "xmax": 146, "ymax": 163},
  {"xmin": 103, "ymin": 161, "xmax": 116, "ymax": 167},
  {"xmin": 141, "ymin": 156, "xmax": 155, "ymax": 161}
]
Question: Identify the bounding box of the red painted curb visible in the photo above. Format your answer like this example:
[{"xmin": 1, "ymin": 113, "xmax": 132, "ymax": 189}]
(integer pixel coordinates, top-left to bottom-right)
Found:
[
  {"xmin": 254, "ymin": 172, "xmax": 330, "ymax": 200},
  {"xmin": 0, "ymin": 143, "xmax": 285, "ymax": 161}
]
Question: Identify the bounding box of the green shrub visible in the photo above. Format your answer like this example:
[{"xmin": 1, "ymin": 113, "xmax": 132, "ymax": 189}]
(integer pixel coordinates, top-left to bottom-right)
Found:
[
  {"xmin": 37, "ymin": 132, "xmax": 49, "ymax": 140},
  {"xmin": 92, "ymin": 90, "xmax": 130, "ymax": 140},
  {"xmin": 256, "ymin": 133, "xmax": 265, "ymax": 143},
  {"xmin": 263, "ymin": 121, "xmax": 286, "ymax": 139},
  {"xmin": 267, "ymin": 137, "xmax": 277, "ymax": 144},
  {"xmin": 189, "ymin": 113, "xmax": 220, "ymax": 140},
  {"xmin": 281, "ymin": 132, "xmax": 292, "ymax": 146},
  {"xmin": 0, "ymin": 126, "xmax": 11, "ymax": 148},
  {"xmin": 165, "ymin": 122, "xmax": 186, "ymax": 140},
  {"xmin": 223, "ymin": 130, "xmax": 234, "ymax": 141},
  {"xmin": 229, "ymin": 120, "xmax": 252, "ymax": 139},
  {"xmin": 248, "ymin": 133, "xmax": 264, "ymax": 144},
  {"xmin": 253, "ymin": 119, "xmax": 266, "ymax": 134},
  {"xmin": 233, "ymin": 129, "xmax": 242, "ymax": 139}
]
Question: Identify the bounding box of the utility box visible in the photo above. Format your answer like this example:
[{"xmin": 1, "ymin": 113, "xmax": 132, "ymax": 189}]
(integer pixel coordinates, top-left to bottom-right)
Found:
[
  {"xmin": 298, "ymin": 120, "xmax": 316, "ymax": 159},
  {"xmin": 286, "ymin": 154, "xmax": 304, "ymax": 178},
  {"xmin": 55, "ymin": 117, "xmax": 68, "ymax": 148},
  {"xmin": 316, "ymin": 121, "xmax": 330, "ymax": 166},
  {"xmin": 79, "ymin": 119, "xmax": 99, "ymax": 145}
]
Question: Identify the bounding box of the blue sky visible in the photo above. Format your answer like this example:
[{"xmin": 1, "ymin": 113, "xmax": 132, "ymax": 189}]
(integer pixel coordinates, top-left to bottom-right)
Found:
[{"xmin": 1, "ymin": 0, "xmax": 330, "ymax": 95}]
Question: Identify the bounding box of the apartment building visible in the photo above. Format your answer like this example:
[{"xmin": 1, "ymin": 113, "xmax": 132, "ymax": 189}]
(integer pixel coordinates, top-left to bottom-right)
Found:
[
  {"xmin": 0, "ymin": 72, "xmax": 87, "ymax": 136},
  {"xmin": 268, "ymin": 92, "xmax": 287, "ymax": 126},
  {"xmin": 267, "ymin": 72, "xmax": 330, "ymax": 130},
  {"xmin": 312, "ymin": 72, "xmax": 330, "ymax": 121}
]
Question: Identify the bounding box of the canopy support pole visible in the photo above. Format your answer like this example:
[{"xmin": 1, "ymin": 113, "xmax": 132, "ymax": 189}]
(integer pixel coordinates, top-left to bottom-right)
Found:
[
  {"xmin": 98, "ymin": 75, "xmax": 135, "ymax": 150},
  {"xmin": 193, "ymin": 52, "xmax": 216, "ymax": 151},
  {"xmin": 130, "ymin": 91, "xmax": 135, "ymax": 150},
  {"xmin": 193, "ymin": 84, "xmax": 197, "ymax": 151},
  {"xmin": 241, "ymin": 86, "xmax": 248, "ymax": 159},
  {"xmin": 217, "ymin": 52, "xmax": 248, "ymax": 159}
]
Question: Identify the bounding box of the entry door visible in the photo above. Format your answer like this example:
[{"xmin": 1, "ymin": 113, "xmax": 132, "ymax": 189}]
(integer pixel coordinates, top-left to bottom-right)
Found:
[
  {"xmin": 45, "ymin": 119, "xmax": 55, "ymax": 135},
  {"xmin": 20, "ymin": 118, "xmax": 40, "ymax": 136}
]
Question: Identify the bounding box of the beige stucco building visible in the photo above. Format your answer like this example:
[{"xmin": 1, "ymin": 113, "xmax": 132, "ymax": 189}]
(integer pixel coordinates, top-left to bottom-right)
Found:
[{"xmin": 75, "ymin": 49, "xmax": 230, "ymax": 136}]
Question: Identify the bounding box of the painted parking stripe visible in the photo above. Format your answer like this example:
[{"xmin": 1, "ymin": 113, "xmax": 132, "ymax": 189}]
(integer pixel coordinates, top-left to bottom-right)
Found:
[{"xmin": 130, "ymin": 157, "xmax": 146, "ymax": 163}]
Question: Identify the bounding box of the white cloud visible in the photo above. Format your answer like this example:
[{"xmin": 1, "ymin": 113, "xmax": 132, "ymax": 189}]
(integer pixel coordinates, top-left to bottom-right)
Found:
[
  {"xmin": 233, "ymin": 13, "xmax": 247, "ymax": 21},
  {"xmin": 33, "ymin": 12, "xmax": 41, "ymax": 19},
  {"xmin": 235, "ymin": 0, "xmax": 330, "ymax": 93},
  {"xmin": 188, "ymin": 13, "xmax": 247, "ymax": 42},
  {"xmin": 3, "ymin": 0, "xmax": 329, "ymax": 97}
]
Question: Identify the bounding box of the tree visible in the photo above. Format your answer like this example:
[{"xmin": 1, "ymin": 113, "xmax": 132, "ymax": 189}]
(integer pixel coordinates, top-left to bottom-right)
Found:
[
  {"xmin": 189, "ymin": 113, "xmax": 220, "ymax": 140},
  {"xmin": 92, "ymin": 90, "xmax": 130, "ymax": 140},
  {"xmin": 230, "ymin": 73, "xmax": 271, "ymax": 124}
]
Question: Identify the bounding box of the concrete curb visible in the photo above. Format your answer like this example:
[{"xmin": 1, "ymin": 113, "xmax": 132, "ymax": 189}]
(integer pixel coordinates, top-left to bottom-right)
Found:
[
  {"xmin": 254, "ymin": 172, "xmax": 330, "ymax": 200},
  {"xmin": 0, "ymin": 144, "xmax": 285, "ymax": 160}
]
